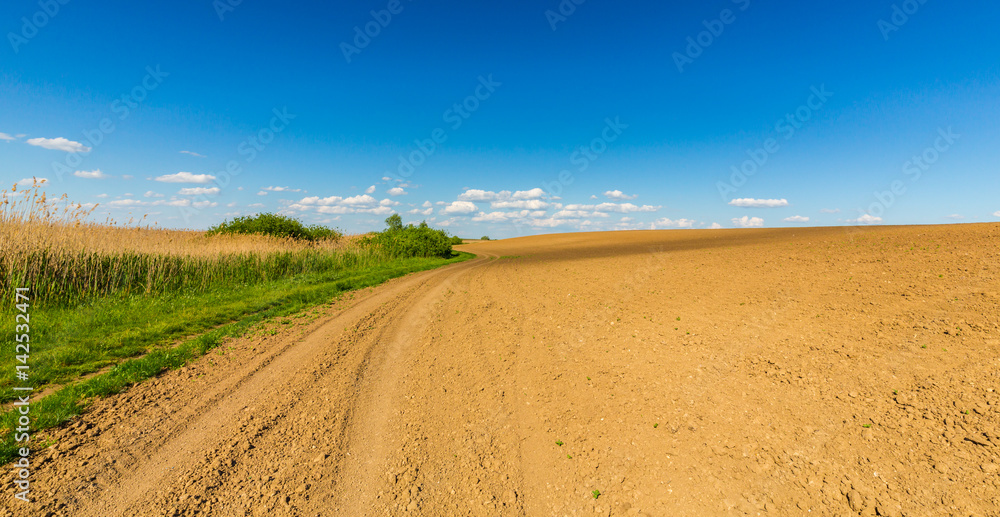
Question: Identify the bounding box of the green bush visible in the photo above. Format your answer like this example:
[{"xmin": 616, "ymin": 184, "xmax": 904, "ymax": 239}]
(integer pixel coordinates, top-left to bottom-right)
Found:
[
  {"xmin": 361, "ymin": 216, "xmax": 454, "ymax": 258},
  {"xmin": 480, "ymin": 236, "xmax": 491, "ymax": 241},
  {"xmin": 449, "ymin": 236, "xmax": 464, "ymax": 245},
  {"xmin": 207, "ymin": 213, "xmax": 341, "ymax": 241}
]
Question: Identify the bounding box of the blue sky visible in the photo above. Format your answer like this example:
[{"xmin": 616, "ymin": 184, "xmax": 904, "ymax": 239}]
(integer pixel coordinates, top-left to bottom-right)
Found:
[{"xmin": 2, "ymin": 0, "xmax": 998, "ymax": 237}]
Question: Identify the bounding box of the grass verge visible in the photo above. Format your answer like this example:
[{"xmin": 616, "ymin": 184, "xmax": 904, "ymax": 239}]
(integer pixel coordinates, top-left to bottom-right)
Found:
[{"xmin": 0, "ymin": 251, "xmax": 473, "ymax": 465}]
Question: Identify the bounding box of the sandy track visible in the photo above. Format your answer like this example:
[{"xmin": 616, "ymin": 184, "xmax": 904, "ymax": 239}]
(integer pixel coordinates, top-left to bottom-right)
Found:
[{"xmin": 4, "ymin": 225, "xmax": 1000, "ymax": 516}]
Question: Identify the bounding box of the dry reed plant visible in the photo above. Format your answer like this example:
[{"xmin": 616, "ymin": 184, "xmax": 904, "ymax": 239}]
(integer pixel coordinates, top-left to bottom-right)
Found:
[{"xmin": 1, "ymin": 179, "xmax": 385, "ymax": 308}]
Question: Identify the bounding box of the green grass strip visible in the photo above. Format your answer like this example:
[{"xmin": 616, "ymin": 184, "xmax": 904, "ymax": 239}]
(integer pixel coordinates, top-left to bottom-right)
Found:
[{"xmin": 0, "ymin": 252, "xmax": 473, "ymax": 465}]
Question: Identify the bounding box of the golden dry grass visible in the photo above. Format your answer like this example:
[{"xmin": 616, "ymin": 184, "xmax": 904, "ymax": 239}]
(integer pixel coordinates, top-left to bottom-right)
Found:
[{"xmin": 0, "ymin": 179, "xmax": 382, "ymax": 307}]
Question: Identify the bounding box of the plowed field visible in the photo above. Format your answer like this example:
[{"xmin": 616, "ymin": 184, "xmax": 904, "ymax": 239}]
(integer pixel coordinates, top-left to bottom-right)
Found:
[{"xmin": 6, "ymin": 224, "xmax": 999, "ymax": 516}]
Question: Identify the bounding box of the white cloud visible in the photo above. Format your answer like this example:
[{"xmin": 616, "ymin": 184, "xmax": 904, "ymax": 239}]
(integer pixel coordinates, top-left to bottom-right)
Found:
[
  {"xmin": 107, "ymin": 199, "xmax": 146, "ymax": 207},
  {"xmin": 471, "ymin": 209, "xmax": 546, "ymax": 223},
  {"xmin": 604, "ymin": 190, "xmax": 637, "ymax": 201},
  {"xmin": 601, "ymin": 202, "xmax": 658, "ymax": 213},
  {"xmin": 472, "ymin": 211, "xmax": 518, "ymax": 223},
  {"xmin": 74, "ymin": 169, "xmax": 110, "ymax": 179},
  {"xmin": 179, "ymin": 150, "xmax": 206, "ymax": 158},
  {"xmin": 944, "ymin": 214, "xmax": 964, "ymax": 220},
  {"xmin": 553, "ymin": 210, "xmax": 607, "ymax": 219},
  {"xmin": 304, "ymin": 205, "xmax": 350, "ymax": 214},
  {"xmin": 562, "ymin": 202, "xmax": 659, "ymax": 214},
  {"xmin": 341, "ymin": 194, "xmax": 377, "ymax": 206},
  {"xmin": 154, "ymin": 172, "xmax": 216, "ymax": 184},
  {"xmin": 421, "ymin": 200, "xmax": 432, "ymax": 208},
  {"xmin": 156, "ymin": 199, "xmax": 191, "ymax": 208},
  {"xmin": 457, "ymin": 188, "xmax": 545, "ymax": 203},
  {"xmin": 365, "ymin": 185, "xmax": 376, "ymax": 194},
  {"xmin": 144, "ymin": 191, "xmax": 164, "ymax": 198},
  {"xmin": 819, "ymin": 208, "xmax": 840, "ymax": 214},
  {"xmin": 178, "ymin": 187, "xmax": 220, "ymax": 196},
  {"xmin": 709, "ymin": 222, "xmax": 723, "ymax": 229},
  {"xmin": 993, "ymin": 211, "xmax": 1000, "ymax": 218},
  {"xmin": 525, "ymin": 217, "xmax": 569, "ymax": 228},
  {"xmin": 26, "ymin": 137, "xmax": 90, "ymax": 153},
  {"xmin": 783, "ymin": 215, "xmax": 809, "ymax": 223},
  {"xmin": 257, "ymin": 191, "xmax": 268, "ymax": 196},
  {"xmin": 443, "ymin": 201, "xmax": 478, "ymax": 214},
  {"xmin": 0, "ymin": 132, "xmax": 16, "ymax": 141},
  {"xmin": 122, "ymin": 175, "xmax": 134, "ymax": 180},
  {"xmin": 118, "ymin": 198, "xmax": 207, "ymax": 209},
  {"xmin": 15, "ymin": 178, "xmax": 48, "ymax": 187},
  {"xmin": 286, "ymin": 193, "xmax": 394, "ymax": 216},
  {"xmin": 296, "ymin": 196, "xmax": 343, "ymax": 206},
  {"xmin": 248, "ymin": 203, "xmax": 265, "ymax": 208},
  {"xmin": 387, "ymin": 187, "xmax": 407, "ymax": 196},
  {"xmin": 408, "ymin": 207, "xmax": 434, "ymax": 216},
  {"xmin": 95, "ymin": 194, "xmax": 108, "ymax": 198},
  {"xmin": 848, "ymin": 214, "xmax": 882, "ymax": 225},
  {"xmin": 262, "ymin": 186, "xmax": 302, "ymax": 193},
  {"xmin": 512, "ymin": 188, "xmax": 545, "ymax": 200},
  {"xmin": 458, "ymin": 189, "xmax": 501, "ymax": 202},
  {"xmin": 109, "ymin": 198, "xmax": 221, "ymax": 209},
  {"xmin": 728, "ymin": 198, "xmax": 789, "ymax": 208},
  {"xmin": 491, "ymin": 199, "xmax": 550, "ymax": 210},
  {"xmin": 732, "ymin": 216, "xmax": 764, "ymax": 228},
  {"xmin": 653, "ymin": 218, "xmax": 695, "ymax": 228}
]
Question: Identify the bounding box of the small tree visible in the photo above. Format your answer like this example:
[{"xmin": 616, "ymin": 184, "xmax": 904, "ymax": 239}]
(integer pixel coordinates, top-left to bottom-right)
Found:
[{"xmin": 385, "ymin": 214, "xmax": 403, "ymax": 232}]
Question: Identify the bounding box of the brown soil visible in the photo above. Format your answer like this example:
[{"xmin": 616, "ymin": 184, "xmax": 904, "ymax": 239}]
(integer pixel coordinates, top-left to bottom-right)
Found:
[{"xmin": 4, "ymin": 224, "xmax": 999, "ymax": 516}]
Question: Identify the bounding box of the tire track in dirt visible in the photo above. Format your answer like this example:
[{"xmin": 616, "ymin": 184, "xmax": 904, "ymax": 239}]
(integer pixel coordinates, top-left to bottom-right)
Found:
[
  {"xmin": 324, "ymin": 250, "xmax": 500, "ymax": 515},
  {"xmin": 2, "ymin": 254, "xmax": 491, "ymax": 516}
]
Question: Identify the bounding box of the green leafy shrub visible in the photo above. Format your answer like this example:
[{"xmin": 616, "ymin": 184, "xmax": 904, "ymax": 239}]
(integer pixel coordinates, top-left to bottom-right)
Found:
[
  {"xmin": 361, "ymin": 216, "xmax": 454, "ymax": 258},
  {"xmin": 207, "ymin": 213, "xmax": 341, "ymax": 241},
  {"xmin": 481, "ymin": 236, "xmax": 491, "ymax": 241},
  {"xmin": 449, "ymin": 236, "xmax": 464, "ymax": 245}
]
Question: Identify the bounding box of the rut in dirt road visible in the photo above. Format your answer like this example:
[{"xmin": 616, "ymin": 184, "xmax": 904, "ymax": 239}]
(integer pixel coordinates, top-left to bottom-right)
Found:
[{"xmin": 4, "ymin": 253, "xmax": 518, "ymax": 517}]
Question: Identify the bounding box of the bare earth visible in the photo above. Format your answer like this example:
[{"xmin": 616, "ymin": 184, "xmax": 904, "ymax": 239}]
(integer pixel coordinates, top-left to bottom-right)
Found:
[{"xmin": 4, "ymin": 224, "xmax": 1000, "ymax": 516}]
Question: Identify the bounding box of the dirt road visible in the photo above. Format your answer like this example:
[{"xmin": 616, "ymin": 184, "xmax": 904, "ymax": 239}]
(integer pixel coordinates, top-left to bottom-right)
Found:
[{"xmin": 5, "ymin": 225, "xmax": 1000, "ymax": 516}]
